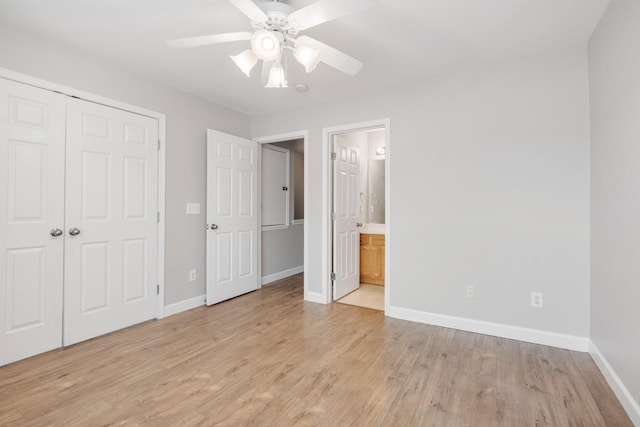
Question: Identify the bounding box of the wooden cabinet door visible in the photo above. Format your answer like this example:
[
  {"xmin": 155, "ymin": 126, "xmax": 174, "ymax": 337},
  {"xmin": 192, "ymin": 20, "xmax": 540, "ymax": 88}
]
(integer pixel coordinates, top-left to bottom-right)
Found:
[
  {"xmin": 360, "ymin": 246, "xmax": 380, "ymax": 279},
  {"xmin": 360, "ymin": 236, "xmax": 384, "ymax": 286}
]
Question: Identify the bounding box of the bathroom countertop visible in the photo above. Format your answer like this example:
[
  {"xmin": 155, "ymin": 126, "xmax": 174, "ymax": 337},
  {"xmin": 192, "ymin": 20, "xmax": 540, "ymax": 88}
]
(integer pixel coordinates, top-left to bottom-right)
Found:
[{"xmin": 361, "ymin": 224, "xmax": 386, "ymax": 235}]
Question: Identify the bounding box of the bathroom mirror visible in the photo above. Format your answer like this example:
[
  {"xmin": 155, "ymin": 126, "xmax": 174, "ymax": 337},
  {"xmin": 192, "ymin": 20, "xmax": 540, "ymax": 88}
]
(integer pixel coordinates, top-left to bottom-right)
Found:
[{"xmin": 368, "ymin": 159, "xmax": 385, "ymax": 224}]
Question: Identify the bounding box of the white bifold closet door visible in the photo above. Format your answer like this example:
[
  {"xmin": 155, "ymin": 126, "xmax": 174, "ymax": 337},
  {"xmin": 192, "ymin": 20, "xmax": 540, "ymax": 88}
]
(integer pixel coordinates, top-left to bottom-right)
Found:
[
  {"xmin": 0, "ymin": 79, "xmax": 159, "ymax": 365},
  {"xmin": 63, "ymin": 98, "xmax": 159, "ymax": 346},
  {"xmin": 0, "ymin": 79, "xmax": 66, "ymax": 365}
]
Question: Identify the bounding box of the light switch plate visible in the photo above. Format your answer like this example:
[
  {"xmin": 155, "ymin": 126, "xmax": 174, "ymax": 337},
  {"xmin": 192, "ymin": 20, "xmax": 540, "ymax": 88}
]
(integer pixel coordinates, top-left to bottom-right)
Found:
[{"xmin": 186, "ymin": 203, "xmax": 200, "ymax": 214}]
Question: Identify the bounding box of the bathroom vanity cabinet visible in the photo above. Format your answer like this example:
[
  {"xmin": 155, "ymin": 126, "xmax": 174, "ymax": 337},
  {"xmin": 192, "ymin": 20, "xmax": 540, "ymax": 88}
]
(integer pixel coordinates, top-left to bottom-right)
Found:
[{"xmin": 360, "ymin": 233, "xmax": 385, "ymax": 285}]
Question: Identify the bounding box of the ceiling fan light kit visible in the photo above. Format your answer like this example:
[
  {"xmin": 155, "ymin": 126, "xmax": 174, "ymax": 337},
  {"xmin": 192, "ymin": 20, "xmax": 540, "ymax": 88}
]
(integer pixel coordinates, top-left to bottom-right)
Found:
[
  {"xmin": 265, "ymin": 61, "xmax": 288, "ymax": 88},
  {"xmin": 168, "ymin": 0, "xmax": 376, "ymax": 88},
  {"xmin": 230, "ymin": 49, "xmax": 259, "ymax": 77},
  {"xmin": 250, "ymin": 30, "xmax": 282, "ymax": 61},
  {"xmin": 293, "ymin": 44, "xmax": 322, "ymax": 73}
]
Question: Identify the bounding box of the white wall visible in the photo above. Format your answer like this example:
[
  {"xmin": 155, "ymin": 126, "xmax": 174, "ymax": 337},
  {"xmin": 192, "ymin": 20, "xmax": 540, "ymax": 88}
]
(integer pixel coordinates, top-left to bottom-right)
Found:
[
  {"xmin": 252, "ymin": 48, "xmax": 591, "ymax": 338},
  {"xmin": 0, "ymin": 24, "xmax": 250, "ymax": 305},
  {"xmin": 261, "ymin": 140, "xmax": 304, "ymax": 280},
  {"xmin": 589, "ymin": 0, "xmax": 640, "ymax": 421}
]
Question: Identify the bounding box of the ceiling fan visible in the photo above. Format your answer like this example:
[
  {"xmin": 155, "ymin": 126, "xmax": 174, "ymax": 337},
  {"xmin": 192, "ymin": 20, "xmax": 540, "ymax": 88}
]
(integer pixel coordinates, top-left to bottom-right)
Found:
[{"xmin": 167, "ymin": 0, "xmax": 377, "ymax": 88}]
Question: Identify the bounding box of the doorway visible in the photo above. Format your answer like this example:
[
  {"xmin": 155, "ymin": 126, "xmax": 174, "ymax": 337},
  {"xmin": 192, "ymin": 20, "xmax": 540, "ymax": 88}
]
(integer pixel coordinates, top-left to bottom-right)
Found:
[
  {"xmin": 322, "ymin": 119, "xmax": 390, "ymax": 313},
  {"xmin": 254, "ymin": 131, "xmax": 309, "ymax": 294}
]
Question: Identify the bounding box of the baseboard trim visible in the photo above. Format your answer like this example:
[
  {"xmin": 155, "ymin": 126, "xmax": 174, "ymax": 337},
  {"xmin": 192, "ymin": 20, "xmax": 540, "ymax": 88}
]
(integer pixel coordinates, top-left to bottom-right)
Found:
[
  {"xmin": 163, "ymin": 295, "xmax": 206, "ymax": 317},
  {"xmin": 304, "ymin": 291, "xmax": 326, "ymax": 304},
  {"xmin": 387, "ymin": 306, "xmax": 589, "ymax": 352},
  {"xmin": 589, "ymin": 341, "xmax": 640, "ymax": 426},
  {"xmin": 262, "ymin": 265, "xmax": 304, "ymax": 286}
]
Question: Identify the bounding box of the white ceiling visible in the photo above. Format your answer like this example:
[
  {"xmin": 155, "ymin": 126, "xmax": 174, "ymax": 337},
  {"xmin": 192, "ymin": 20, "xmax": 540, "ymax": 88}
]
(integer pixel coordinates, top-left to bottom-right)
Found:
[{"xmin": 0, "ymin": 0, "xmax": 609, "ymax": 116}]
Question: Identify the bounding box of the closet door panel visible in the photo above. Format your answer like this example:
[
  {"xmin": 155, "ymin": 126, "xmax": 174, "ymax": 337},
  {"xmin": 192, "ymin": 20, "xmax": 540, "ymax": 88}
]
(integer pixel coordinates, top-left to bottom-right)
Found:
[
  {"xmin": 64, "ymin": 98, "xmax": 158, "ymax": 346},
  {"xmin": 0, "ymin": 78, "xmax": 66, "ymax": 366}
]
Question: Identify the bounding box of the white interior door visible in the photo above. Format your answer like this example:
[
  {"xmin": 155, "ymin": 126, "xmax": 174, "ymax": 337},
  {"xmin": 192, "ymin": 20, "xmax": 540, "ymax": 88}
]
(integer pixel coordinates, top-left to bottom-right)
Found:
[
  {"xmin": 63, "ymin": 98, "xmax": 159, "ymax": 346},
  {"xmin": 206, "ymin": 130, "xmax": 258, "ymax": 305},
  {"xmin": 0, "ymin": 79, "xmax": 66, "ymax": 366},
  {"xmin": 333, "ymin": 135, "xmax": 360, "ymax": 300},
  {"xmin": 261, "ymin": 145, "xmax": 290, "ymax": 229}
]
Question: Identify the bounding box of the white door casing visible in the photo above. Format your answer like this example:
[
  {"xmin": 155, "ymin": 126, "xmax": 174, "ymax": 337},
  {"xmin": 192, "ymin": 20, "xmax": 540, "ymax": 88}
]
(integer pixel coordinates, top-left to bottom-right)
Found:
[
  {"xmin": 332, "ymin": 135, "xmax": 360, "ymax": 300},
  {"xmin": 0, "ymin": 79, "xmax": 66, "ymax": 366},
  {"xmin": 63, "ymin": 98, "xmax": 159, "ymax": 345},
  {"xmin": 206, "ymin": 130, "xmax": 258, "ymax": 305}
]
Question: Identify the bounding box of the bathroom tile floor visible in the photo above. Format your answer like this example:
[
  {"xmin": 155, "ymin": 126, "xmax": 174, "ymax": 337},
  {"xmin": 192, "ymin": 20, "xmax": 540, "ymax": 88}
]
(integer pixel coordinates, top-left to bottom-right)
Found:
[{"xmin": 336, "ymin": 284, "xmax": 384, "ymax": 311}]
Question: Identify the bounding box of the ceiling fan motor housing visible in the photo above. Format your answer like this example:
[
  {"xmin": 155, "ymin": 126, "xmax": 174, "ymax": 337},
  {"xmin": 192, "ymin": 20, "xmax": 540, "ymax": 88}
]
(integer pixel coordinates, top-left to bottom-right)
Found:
[{"xmin": 252, "ymin": 1, "xmax": 299, "ymax": 38}]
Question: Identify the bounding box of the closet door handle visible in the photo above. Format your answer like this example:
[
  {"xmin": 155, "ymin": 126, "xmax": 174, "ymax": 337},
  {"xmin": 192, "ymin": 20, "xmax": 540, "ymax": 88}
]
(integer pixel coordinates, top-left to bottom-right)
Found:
[
  {"xmin": 50, "ymin": 228, "xmax": 63, "ymax": 237},
  {"xmin": 68, "ymin": 227, "xmax": 81, "ymax": 236},
  {"xmin": 210, "ymin": 224, "xmax": 219, "ymax": 230}
]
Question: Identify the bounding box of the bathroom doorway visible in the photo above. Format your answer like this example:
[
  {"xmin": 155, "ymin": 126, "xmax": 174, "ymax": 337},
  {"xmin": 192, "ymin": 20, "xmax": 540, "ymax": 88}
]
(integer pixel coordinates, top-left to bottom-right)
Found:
[{"xmin": 322, "ymin": 119, "xmax": 390, "ymax": 312}]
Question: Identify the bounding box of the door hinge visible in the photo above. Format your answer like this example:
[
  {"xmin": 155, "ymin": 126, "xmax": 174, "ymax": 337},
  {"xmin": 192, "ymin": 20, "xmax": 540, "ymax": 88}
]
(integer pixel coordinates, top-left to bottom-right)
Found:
[
  {"xmin": 331, "ymin": 212, "xmax": 336, "ymax": 221},
  {"xmin": 331, "ymin": 272, "xmax": 336, "ymax": 281},
  {"xmin": 157, "ymin": 211, "xmax": 160, "ymax": 223},
  {"xmin": 157, "ymin": 284, "xmax": 160, "ymax": 295},
  {"xmin": 157, "ymin": 139, "xmax": 161, "ymax": 150},
  {"xmin": 331, "ymin": 152, "xmax": 336, "ymax": 160}
]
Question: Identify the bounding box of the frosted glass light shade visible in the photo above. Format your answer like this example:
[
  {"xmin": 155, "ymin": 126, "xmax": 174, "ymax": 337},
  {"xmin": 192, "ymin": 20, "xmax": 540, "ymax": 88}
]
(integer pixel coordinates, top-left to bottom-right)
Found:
[
  {"xmin": 294, "ymin": 44, "xmax": 321, "ymax": 73},
  {"xmin": 265, "ymin": 63, "xmax": 288, "ymax": 88},
  {"xmin": 251, "ymin": 30, "xmax": 281, "ymax": 61},
  {"xmin": 230, "ymin": 50, "xmax": 258, "ymax": 77}
]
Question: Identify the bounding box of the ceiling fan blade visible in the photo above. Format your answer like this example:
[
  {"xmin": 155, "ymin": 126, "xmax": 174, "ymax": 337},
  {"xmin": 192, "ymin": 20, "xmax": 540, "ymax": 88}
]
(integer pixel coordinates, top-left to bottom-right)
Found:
[
  {"xmin": 288, "ymin": 0, "xmax": 376, "ymax": 30},
  {"xmin": 166, "ymin": 32, "xmax": 253, "ymax": 48},
  {"xmin": 228, "ymin": 0, "xmax": 268, "ymax": 23},
  {"xmin": 261, "ymin": 60, "xmax": 274, "ymax": 86},
  {"xmin": 296, "ymin": 36, "xmax": 363, "ymax": 76}
]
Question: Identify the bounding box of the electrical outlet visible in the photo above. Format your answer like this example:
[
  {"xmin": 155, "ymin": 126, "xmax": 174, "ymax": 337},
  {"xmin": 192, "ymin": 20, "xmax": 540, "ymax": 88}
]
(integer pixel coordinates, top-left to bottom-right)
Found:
[
  {"xmin": 466, "ymin": 286, "xmax": 475, "ymax": 299},
  {"xmin": 186, "ymin": 203, "xmax": 200, "ymax": 215},
  {"xmin": 531, "ymin": 292, "xmax": 543, "ymax": 308},
  {"xmin": 189, "ymin": 269, "xmax": 197, "ymax": 282}
]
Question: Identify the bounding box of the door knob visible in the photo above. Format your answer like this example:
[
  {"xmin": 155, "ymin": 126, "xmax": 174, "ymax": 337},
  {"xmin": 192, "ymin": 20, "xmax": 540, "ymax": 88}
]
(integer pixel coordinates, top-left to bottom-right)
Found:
[
  {"xmin": 357, "ymin": 223, "xmax": 363, "ymax": 228},
  {"xmin": 68, "ymin": 227, "xmax": 81, "ymax": 236},
  {"xmin": 210, "ymin": 224, "xmax": 219, "ymax": 230},
  {"xmin": 50, "ymin": 228, "xmax": 63, "ymax": 237}
]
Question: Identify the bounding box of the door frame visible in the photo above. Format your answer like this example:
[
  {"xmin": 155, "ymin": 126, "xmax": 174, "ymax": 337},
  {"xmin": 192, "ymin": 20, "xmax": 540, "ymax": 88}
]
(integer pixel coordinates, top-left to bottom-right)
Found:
[
  {"xmin": 253, "ymin": 130, "xmax": 309, "ymax": 296},
  {"xmin": 322, "ymin": 119, "xmax": 391, "ymax": 313},
  {"xmin": 0, "ymin": 67, "xmax": 168, "ymax": 319}
]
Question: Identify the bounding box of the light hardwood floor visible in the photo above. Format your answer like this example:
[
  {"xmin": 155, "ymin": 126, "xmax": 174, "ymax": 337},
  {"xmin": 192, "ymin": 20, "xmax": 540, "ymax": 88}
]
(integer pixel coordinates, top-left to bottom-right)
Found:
[{"xmin": 0, "ymin": 274, "xmax": 632, "ymax": 426}]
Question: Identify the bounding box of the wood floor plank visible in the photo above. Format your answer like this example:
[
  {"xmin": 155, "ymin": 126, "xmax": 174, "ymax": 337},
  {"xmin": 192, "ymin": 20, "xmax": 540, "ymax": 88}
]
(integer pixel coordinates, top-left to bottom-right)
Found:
[
  {"xmin": 495, "ymin": 337, "xmax": 532, "ymax": 426},
  {"xmin": 386, "ymin": 326, "xmax": 457, "ymax": 426},
  {"xmin": 0, "ymin": 274, "xmax": 632, "ymax": 426},
  {"xmin": 570, "ymin": 350, "xmax": 635, "ymax": 427}
]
